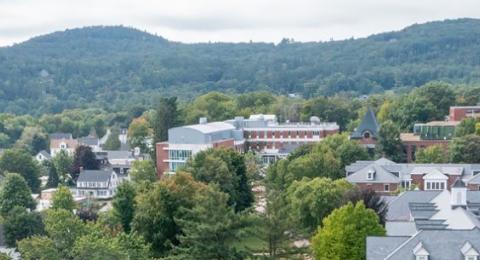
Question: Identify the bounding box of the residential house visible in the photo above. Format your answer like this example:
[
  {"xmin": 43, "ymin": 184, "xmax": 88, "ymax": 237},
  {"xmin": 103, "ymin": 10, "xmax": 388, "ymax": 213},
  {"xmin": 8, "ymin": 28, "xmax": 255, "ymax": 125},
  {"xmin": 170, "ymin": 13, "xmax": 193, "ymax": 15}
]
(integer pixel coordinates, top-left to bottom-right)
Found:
[
  {"xmin": 78, "ymin": 136, "xmax": 101, "ymax": 152},
  {"xmin": 76, "ymin": 169, "xmax": 122, "ymax": 199},
  {"xmin": 367, "ymin": 181, "xmax": 480, "ymax": 259},
  {"xmin": 350, "ymin": 107, "xmax": 380, "ymax": 150},
  {"xmin": 346, "ymin": 158, "xmax": 480, "ymax": 193},
  {"xmin": 35, "ymin": 150, "xmax": 51, "ymax": 163},
  {"xmin": 49, "ymin": 133, "xmax": 78, "ymax": 157}
]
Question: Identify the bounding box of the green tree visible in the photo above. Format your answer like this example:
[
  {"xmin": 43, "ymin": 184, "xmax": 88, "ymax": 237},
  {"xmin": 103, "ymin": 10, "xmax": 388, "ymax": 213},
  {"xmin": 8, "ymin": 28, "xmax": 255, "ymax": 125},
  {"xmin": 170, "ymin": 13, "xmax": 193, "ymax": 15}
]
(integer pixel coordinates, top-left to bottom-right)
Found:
[
  {"xmin": 415, "ymin": 145, "xmax": 448, "ymax": 163},
  {"xmin": 4, "ymin": 206, "xmax": 44, "ymax": 247},
  {"xmin": 450, "ymin": 134, "xmax": 480, "ymax": 163},
  {"xmin": 286, "ymin": 147, "xmax": 342, "ymax": 182},
  {"xmin": 261, "ymin": 190, "xmax": 291, "ymax": 258},
  {"xmin": 376, "ymin": 120, "xmax": 406, "ymax": 162},
  {"xmin": 0, "ymin": 173, "xmax": 36, "ymax": 217},
  {"xmin": 184, "ymin": 92, "xmax": 235, "ymax": 124},
  {"xmin": 72, "ymin": 234, "xmax": 127, "ymax": 260},
  {"xmin": 170, "ymin": 185, "xmax": 248, "ymax": 259},
  {"xmin": 103, "ymin": 128, "xmax": 121, "ymax": 150},
  {"xmin": 130, "ymin": 160, "xmax": 157, "ymax": 186},
  {"xmin": 71, "ymin": 145, "xmax": 100, "ymax": 181},
  {"xmin": 127, "ymin": 117, "xmax": 151, "ymax": 153},
  {"xmin": 311, "ymin": 202, "xmax": 385, "ymax": 260},
  {"xmin": 132, "ymin": 172, "xmax": 206, "ymax": 257},
  {"xmin": 0, "ymin": 149, "xmax": 41, "ymax": 192},
  {"xmin": 44, "ymin": 209, "xmax": 88, "ymax": 257},
  {"xmin": 14, "ymin": 126, "xmax": 48, "ymax": 154},
  {"xmin": 17, "ymin": 236, "xmax": 61, "ymax": 260},
  {"xmin": 286, "ymin": 177, "xmax": 353, "ymax": 232},
  {"xmin": 44, "ymin": 160, "xmax": 59, "ymax": 188},
  {"xmin": 52, "ymin": 150, "xmax": 73, "ymax": 185},
  {"xmin": 186, "ymin": 148, "xmax": 254, "ymax": 212},
  {"xmin": 112, "ymin": 182, "xmax": 136, "ymax": 233},
  {"xmin": 153, "ymin": 97, "xmax": 180, "ymax": 143},
  {"xmin": 455, "ymin": 118, "xmax": 479, "ymax": 137},
  {"xmin": 51, "ymin": 185, "xmax": 76, "ymax": 212},
  {"xmin": 115, "ymin": 232, "xmax": 153, "ymax": 260}
]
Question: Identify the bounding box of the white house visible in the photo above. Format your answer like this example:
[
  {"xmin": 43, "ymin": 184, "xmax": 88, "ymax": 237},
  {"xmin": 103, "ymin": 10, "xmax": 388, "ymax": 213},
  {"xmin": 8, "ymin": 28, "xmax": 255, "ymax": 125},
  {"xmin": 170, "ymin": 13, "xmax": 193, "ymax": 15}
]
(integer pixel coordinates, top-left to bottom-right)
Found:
[
  {"xmin": 35, "ymin": 150, "xmax": 51, "ymax": 163},
  {"xmin": 76, "ymin": 169, "xmax": 123, "ymax": 199}
]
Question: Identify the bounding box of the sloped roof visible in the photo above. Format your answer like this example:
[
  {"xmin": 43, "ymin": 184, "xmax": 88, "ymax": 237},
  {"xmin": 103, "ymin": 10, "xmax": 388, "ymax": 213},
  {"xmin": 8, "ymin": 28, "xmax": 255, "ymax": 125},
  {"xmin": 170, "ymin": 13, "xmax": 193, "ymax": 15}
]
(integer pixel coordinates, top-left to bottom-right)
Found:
[
  {"xmin": 78, "ymin": 136, "xmax": 99, "ymax": 146},
  {"xmin": 350, "ymin": 107, "xmax": 380, "ymax": 139},
  {"xmin": 386, "ymin": 191, "xmax": 442, "ymax": 221},
  {"xmin": 77, "ymin": 170, "xmax": 111, "ymax": 183},
  {"xmin": 49, "ymin": 133, "xmax": 73, "ymax": 139},
  {"xmin": 367, "ymin": 236, "xmax": 409, "ymax": 260},
  {"xmin": 346, "ymin": 163, "xmax": 399, "ymax": 183},
  {"xmin": 379, "ymin": 229, "xmax": 480, "ymax": 260},
  {"xmin": 37, "ymin": 150, "xmax": 51, "ymax": 159}
]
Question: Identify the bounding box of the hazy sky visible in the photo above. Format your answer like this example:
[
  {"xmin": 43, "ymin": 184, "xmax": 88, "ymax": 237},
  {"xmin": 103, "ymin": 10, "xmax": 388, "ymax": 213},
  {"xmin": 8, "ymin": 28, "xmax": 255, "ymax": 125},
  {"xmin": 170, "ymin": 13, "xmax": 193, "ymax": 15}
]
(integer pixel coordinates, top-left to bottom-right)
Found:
[{"xmin": 0, "ymin": 0, "xmax": 479, "ymax": 46}]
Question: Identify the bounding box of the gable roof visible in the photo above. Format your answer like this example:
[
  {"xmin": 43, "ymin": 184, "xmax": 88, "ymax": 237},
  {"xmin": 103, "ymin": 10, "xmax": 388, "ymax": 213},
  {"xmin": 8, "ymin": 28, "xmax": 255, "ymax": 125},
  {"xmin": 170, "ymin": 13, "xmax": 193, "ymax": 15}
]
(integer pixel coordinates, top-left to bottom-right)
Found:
[
  {"xmin": 367, "ymin": 236, "xmax": 409, "ymax": 260},
  {"xmin": 77, "ymin": 170, "xmax": 112, "ymax": 183},
  {"xmin": 78, "ymin": 136, "xmax": 99, "ymax": 146},
  {"xmin": 350, "ymin": 107, "xmax": 380, "ymax": 139},
  {"xmin": 37, "ymin": 150, "xmax": 51, "ymax": 159},
  {"xmin": 386, "ymin": 191, "xmax": 442, "ymax": 221},
  {"xmin": 346, "ymin": 163, "xmax": 399, "ymax": 183},
  {"xmin": 49, "ymin": 133, "xmax": 73, "ymax": 140}
]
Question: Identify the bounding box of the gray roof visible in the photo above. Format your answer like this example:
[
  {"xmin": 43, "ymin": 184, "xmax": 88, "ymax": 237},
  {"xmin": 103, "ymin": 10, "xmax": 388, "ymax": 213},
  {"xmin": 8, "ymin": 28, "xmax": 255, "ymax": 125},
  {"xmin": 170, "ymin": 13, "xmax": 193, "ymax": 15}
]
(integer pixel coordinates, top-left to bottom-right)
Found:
[
  {"xmin": 49, "ymin": 133, "xmax": 73, "ymax": 139},
  {"xmin": 37, "ymin": 150, "xmax": 51, "ymax": 159},
  {"xmin": 347, "ymin": 163, "xmax": 399, "ymax": 184},
  {"xmin": 77, "ymin": 170, "xmax": 111, "ymax": 183},
  {"xmin": 386, "ymin": 191, "xmax": 442, "ymax": 221},
  {"xmin": 78, "ymin": 136, "xmax": 99, "ymax": 146},
  {"xmin": 106, "ymin": 150, "xmax": 133, "ymax": 160},
  {"xmin": 371, "ymin": 228, "xmax": 480, "ymax": 260},
  {"xmin": 351, "ymin": 107, "xmax": 379, "ymax": 139},
  {"xmin": 367, "ymin": 236, "xmax": 409, "ymax": 260}
]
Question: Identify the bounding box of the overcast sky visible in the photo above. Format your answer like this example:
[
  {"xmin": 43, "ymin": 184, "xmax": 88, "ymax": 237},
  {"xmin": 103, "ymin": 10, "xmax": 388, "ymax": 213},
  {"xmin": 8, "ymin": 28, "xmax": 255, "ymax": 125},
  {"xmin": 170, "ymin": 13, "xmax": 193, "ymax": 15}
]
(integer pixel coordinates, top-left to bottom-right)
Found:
[{"xmin": 0, "ymin": 0, "xmax": 479, "ymax": 46}]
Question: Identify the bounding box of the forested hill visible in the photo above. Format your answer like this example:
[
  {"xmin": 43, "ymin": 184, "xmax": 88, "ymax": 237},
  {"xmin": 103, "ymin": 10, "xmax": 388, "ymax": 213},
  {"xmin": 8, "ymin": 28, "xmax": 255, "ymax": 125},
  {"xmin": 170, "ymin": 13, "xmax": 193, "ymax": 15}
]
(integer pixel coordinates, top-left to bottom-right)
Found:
[{"xmin": 1, "ymin": 18, "xmax": 480, "ymax": 115}]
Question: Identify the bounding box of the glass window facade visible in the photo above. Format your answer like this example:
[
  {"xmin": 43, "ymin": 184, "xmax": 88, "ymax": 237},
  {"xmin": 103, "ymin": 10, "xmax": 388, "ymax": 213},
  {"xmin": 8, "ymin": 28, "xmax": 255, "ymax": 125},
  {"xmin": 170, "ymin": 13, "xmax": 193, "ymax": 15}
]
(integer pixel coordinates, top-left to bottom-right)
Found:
[{"xmin": 168, "ymin": 149, "xmax": 192, "ymax": 161}]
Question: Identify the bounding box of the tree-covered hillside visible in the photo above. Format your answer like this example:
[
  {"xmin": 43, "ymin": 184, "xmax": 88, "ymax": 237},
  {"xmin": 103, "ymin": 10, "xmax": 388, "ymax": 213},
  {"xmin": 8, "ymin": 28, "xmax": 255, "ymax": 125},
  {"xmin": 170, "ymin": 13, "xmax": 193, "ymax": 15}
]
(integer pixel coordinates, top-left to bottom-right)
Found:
[{"xmin": 1, "ymin": 19, "xmax": 480, "ymax": 115}]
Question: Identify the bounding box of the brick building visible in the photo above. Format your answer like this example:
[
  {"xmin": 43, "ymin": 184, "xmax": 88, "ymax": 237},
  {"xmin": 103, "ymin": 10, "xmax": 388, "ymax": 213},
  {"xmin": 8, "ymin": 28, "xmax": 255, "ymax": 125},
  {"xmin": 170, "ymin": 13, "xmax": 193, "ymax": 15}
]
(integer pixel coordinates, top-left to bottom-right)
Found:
[
  {"xmin": 449, "ymin": 105, "xmax": 480, "ymax": 121},
  {"xmin": 156, "ymin": 115, "xmax": 339, "ymax": 176},
  {"xmin": 346, "ymin": 158, "xmax": 480, "ymax": 194}
]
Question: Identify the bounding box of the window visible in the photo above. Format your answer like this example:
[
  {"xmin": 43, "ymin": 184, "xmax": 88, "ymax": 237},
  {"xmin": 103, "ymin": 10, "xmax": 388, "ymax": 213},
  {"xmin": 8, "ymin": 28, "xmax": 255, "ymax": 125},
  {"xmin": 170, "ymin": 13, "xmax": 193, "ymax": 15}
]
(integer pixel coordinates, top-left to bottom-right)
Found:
[
  {"xmin": 424, "ymin": 180, "xmax": 447, "ymax": 191},
  {"xmin": 313, "ymin": 131, "xmax": 319, "ymax": 136},
  {"xmin": 417, "ymin": 256, "xmax": 427, "ymax": 260},
  {"xmin": 466, "ymin": 256, "xmax": 477, "ymax": 260},
  {"xmin": 384, "ymin": 184, "xmax": 390, "ymax": 192},
  {"xmin": 367, "ymin": 170, "xmax": 375, "ymax": 180},
  {"xmin": 363, "ymin": 132, "xmax": 371, "ymax": 139}
]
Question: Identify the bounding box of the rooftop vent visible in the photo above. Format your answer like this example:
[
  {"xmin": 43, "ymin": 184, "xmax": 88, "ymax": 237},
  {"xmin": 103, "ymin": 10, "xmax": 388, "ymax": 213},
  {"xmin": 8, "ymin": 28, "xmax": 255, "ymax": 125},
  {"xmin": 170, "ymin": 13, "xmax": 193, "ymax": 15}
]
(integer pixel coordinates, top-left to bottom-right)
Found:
[{"xmin": 199, "ymin": 117, "xmax": 208, "ymax": 124}]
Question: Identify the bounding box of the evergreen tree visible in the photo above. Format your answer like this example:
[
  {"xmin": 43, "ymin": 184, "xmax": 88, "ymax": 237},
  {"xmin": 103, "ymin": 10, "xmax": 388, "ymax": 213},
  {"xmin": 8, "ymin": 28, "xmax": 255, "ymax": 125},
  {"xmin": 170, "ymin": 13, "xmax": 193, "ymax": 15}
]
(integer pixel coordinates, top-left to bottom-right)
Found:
[
  {"xmin": 71, "ymin": 145, "xmax": 100, "ymax": 181},
  {"xmin": 44, "ymin": 160, "xmax": 59, "ymax": 188},
  {"xmin": 0, "ymin": 173, "xmax": 36, "ymax": 217},
  {"xmin": 112, "ymin": 182, "xmax": 136, "ymax": 233},
  {"xmin": 103, "ymin": 128, "xmax": 121, "ymax": 150},
  {"xmin": 153, "ymin": 97, "xmax": 180, "ymax": 143},
  {"xmin": 376, "ymin": 120, "xmax": 406, "ymax": 162},
  {"xmin": 170, "ymin": 185, "xmax": 248, "ymax": 259}
]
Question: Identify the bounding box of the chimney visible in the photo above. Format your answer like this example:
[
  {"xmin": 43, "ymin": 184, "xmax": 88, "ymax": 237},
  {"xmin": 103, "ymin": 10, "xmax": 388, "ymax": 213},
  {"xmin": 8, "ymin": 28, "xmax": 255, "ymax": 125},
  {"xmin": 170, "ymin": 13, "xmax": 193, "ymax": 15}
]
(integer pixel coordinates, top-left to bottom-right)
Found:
[
  {"xmin": 199, "ymin": 117, "xmax": 208, "ymax": 124},
  {"xmin": 451, "ymin": 178, "xmax": 467, "ymax": 209},
  {"xmin": 79, "ymin": 166, "xmax": 84, "ymax": 172}
]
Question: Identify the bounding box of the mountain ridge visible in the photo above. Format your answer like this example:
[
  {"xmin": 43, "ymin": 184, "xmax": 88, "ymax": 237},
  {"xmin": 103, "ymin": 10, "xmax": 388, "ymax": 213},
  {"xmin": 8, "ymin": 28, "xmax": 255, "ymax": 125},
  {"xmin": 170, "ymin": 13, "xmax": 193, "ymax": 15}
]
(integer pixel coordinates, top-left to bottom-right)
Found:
[{"xmin": 1, "ymin": 18, "xmax": 480, "ymax": 115}]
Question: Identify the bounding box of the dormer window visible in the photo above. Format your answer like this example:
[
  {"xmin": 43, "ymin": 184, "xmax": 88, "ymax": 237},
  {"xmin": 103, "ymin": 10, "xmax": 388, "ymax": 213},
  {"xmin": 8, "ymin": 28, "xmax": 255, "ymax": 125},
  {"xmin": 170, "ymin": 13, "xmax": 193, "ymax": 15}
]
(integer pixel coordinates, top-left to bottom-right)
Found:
[
  {"xmin": 367, "ymin": 170, "xmax": 375, "ymax": 180},
  {"xmin": 413, "ymin": 242, "xmax": 429, "ymax": 260},
  {"xmin": 60, "ymin": 142, "xmax": 67, "ymax": 149},
  {"xmin": 461, "ymin": 242, "xmax": 479, "ymax": 260},
  {"xmin": 363, "ymin": 131, "xmax": 371, "ymax": 139}
]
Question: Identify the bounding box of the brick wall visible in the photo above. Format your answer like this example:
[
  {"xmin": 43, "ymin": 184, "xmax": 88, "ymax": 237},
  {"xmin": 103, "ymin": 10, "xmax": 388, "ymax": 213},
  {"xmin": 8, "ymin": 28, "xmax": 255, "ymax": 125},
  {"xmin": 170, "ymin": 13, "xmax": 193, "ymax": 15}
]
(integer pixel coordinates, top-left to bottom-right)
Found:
[
  {"xmin": 155, "ymin": 142, "xmax": 169, "ymax": 178},
  {"xmin": 355, "ymin": 182, "xmax": 399, "ymax": 194}
]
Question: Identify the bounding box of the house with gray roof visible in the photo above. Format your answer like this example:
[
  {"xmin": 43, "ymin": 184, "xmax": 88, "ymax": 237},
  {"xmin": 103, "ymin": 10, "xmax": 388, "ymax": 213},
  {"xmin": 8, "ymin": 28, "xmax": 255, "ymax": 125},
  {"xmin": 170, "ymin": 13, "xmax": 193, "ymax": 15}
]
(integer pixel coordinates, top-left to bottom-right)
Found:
[
  {"xmin": 35, "ymin": 150, "xmax": 51, "ymax": 163},
  {"xmin": 369, "ymin": 181, "xmax": 480, "ymax": 259},
  {"xmin": 76, "ymin": 169, "xmax": 123, "ymax": 199},
  {"xmin": 346, "ymin": 158, "xmax": 480, "ymax": 194}
]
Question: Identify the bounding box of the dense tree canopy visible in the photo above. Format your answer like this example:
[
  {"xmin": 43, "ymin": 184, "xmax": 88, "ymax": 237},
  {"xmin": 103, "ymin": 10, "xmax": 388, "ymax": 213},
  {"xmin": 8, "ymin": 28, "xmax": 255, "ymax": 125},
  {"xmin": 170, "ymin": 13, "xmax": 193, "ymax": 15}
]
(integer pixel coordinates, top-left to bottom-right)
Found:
[
  {"xmin": 0, "ymin": 172, "xmax": 36, "ymax": 217},
  {"xmin": 311, "ymin": 202, "xmax": 385, "ymax": 260},
  {"xmin": 0, "ymin": 149, "xmax": 41, "ymax": 192}
]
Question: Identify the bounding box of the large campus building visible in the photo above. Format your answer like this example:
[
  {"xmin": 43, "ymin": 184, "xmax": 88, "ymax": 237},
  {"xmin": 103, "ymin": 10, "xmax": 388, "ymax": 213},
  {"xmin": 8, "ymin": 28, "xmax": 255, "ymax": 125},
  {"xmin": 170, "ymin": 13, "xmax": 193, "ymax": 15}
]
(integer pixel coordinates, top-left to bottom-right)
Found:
[{"xmin": 156, "ymin": 115, "xmax": 339, "ymax": 176}]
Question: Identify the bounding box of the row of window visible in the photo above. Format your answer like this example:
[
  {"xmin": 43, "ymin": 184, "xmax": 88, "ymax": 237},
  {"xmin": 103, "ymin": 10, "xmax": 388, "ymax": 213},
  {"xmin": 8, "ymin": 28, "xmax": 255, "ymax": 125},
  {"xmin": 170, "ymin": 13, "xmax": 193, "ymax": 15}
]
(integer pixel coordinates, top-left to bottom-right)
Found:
[
  {"xmin": 78, "ymin": 189, "xmax": 111, "ymax": 197},
  {"xmin": 168, "ymin": 149, "xmax": 192, "ymax": 161},
  {"xmin": 247, "ymin": 130, "xmax": 321, "ymax": 138},
  {"xmin": 169, "ymin": 161, "xmax": 186, "ymax": 172},
  {"xmin": 425, "ymin": 181, "xmax": 446, "ymax": 190},
  {"xmin": 77, "ymin": 181, "xmax": 109, "ymax": 188}
]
